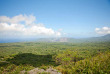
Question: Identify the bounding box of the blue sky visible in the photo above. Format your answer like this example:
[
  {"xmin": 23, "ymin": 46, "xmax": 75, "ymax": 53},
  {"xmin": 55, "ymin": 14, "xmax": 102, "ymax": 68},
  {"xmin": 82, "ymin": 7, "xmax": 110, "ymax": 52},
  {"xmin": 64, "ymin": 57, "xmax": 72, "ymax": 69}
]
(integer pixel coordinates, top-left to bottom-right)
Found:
[{"xmin": 0, "ymin": 0, "xmax": 110, "ymax": 40}]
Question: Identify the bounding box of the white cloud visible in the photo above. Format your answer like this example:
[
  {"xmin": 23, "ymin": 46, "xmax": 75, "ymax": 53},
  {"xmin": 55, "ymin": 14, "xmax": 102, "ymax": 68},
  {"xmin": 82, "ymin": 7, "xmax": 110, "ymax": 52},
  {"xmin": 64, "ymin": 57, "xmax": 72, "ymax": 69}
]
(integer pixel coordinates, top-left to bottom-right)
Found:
[
  {"xmin": 0, "ymin": 14, "xmax": 36, "ymax": 25},
  {"xmin": 95, "ymin": 27, "xmax": 110, "ymax": 34},
  {"xmin": 102, "ymin": 27, "xmax": 109, "ymax": 30},
  {"xmin": 95, "ymin": 28, "xmax": 100, "ymax": 31},
  {"xmin": 0, "ymin": 14, "xmax": 61, "ymax": 38}
]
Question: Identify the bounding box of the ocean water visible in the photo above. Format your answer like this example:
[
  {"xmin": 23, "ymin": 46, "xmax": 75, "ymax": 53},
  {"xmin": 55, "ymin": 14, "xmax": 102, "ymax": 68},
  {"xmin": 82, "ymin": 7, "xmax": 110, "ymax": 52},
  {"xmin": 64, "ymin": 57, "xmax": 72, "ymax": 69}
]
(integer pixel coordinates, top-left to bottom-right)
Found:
[{"xmin": 0, "ymin": 39, "xmax": 37, "ymax": 43}]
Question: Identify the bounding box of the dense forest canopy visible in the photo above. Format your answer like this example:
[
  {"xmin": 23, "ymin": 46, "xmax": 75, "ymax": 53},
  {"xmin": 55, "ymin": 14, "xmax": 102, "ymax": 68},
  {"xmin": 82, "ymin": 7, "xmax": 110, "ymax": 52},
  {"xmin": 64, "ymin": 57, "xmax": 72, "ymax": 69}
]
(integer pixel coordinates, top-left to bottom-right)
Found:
[{"xmin": 0, "ymin": 41, "xmax": 110, "ymax": 73}]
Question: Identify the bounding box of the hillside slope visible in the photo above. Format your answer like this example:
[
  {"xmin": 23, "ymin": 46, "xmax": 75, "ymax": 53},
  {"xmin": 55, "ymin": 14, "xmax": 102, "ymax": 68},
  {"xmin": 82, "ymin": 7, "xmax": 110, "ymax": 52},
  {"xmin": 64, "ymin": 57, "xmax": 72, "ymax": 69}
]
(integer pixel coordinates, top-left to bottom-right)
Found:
[{"xmin": 37, "ymin": 34, "xmax": 110, "ymax": 43}]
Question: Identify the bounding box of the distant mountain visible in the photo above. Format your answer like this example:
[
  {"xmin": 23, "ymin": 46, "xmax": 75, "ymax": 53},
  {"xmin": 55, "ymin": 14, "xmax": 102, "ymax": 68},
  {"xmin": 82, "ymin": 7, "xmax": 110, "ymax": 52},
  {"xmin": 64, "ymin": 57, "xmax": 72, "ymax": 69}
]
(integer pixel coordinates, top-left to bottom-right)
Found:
[
  {"xmin": 1, "ymin": 34, "xmax": 109, "ymax": 43},
  {"xmin": 101, "ymin": 34, "xmax": 110, "ymax": 39},
  {"xmin": 37, "ymin": 37, "xmax": 69, "ymax": 42},
  {"xmin": 82, "ymin": 34, "xmax": 110, "ymax": 42},
  {"xmin": 37, "ymin": 34, "xmax": 110, "ymax": 43}
]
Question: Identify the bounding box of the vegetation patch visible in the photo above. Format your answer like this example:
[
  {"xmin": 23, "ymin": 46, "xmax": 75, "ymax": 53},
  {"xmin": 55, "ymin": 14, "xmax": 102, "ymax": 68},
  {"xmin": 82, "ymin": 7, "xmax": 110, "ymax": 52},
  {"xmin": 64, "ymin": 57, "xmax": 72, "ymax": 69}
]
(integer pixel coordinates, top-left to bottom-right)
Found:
[{"xmin": 0, "ymin": 42, "xmax": 110, "ymax": 73}]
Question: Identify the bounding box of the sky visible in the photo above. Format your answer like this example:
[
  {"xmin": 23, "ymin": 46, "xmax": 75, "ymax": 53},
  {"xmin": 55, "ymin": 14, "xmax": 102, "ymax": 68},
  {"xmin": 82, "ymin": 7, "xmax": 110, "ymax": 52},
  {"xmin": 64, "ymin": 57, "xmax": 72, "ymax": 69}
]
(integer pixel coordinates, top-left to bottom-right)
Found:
[{"xmin": 0, "ymin": 0, "xmax": 110, "ymax": 41}]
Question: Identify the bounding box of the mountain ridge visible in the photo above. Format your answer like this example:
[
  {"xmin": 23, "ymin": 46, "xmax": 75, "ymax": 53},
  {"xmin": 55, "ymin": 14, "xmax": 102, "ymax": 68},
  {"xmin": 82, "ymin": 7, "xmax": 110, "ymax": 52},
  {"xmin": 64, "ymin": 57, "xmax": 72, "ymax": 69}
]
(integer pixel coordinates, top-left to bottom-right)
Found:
[{"xmin": 37, "ymin": 34, "xmax": 110, "ymax": 43}]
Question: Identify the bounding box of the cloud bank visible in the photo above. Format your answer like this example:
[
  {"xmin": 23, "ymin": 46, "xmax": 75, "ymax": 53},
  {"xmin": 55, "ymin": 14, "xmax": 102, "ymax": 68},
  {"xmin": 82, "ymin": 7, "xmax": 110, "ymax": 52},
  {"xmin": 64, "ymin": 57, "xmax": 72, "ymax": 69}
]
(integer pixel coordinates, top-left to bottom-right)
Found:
[
  {"xmin": 0, "ymin": 14, "xmax": 36, "ymax": 25},
  {"xmin": 95, "ymin": 27, "xmax": 110, "ymax": 35},
  {"xmin": 0, "ymin": 14, "xmax": 61, "ymax": 38}
]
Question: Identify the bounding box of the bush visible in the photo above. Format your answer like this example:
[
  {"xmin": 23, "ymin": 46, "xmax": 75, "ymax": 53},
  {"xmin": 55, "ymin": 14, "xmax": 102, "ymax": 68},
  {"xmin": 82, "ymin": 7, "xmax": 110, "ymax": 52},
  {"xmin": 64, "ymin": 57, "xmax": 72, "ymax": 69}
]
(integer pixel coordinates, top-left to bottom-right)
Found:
[
  {"xmin": 56, "ymin": 51, "xmax": 110, "ymax": 73},
  {"xmin": 55, "ymin": 50, "xmax": 83, "ymax": 66}
]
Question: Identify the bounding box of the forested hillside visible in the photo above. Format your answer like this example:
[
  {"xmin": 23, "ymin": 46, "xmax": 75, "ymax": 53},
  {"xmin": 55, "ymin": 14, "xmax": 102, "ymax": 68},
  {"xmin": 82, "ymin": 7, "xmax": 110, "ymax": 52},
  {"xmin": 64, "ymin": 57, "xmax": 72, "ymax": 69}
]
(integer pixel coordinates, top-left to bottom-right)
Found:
[
  {"xmin": 0, "ymin": 42, "xmax": 110, "ymax": 73},
  {"xmin": 37, "ymin": 34, "xmax": 110, "ymax": 43}
]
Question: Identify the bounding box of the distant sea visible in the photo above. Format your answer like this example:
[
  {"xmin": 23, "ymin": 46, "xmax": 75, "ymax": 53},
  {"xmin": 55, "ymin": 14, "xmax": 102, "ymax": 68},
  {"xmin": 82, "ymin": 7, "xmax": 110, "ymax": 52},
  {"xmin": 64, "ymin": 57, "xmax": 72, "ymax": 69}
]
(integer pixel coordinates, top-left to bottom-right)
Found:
[{"xmin": 0, "ymin": 39, "xmax": 37, "ymax": 43}]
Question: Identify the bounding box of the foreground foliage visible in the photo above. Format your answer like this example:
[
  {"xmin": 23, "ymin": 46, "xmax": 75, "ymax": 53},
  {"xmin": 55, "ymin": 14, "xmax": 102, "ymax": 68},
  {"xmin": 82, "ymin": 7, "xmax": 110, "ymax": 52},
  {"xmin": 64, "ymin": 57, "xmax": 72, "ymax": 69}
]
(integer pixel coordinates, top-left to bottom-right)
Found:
[{"xmin": 55, "ymin": 51, "xmax": 110, "ymax": 74}]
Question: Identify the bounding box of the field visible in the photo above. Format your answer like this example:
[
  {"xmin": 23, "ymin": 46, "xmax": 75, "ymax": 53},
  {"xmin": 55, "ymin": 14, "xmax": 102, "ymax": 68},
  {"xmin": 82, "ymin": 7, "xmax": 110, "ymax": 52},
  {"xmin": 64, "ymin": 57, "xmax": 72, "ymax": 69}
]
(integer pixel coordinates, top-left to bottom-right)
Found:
[{"xmin": 0, "ymin": 42, "xmax": 110, "ymax": 74}]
